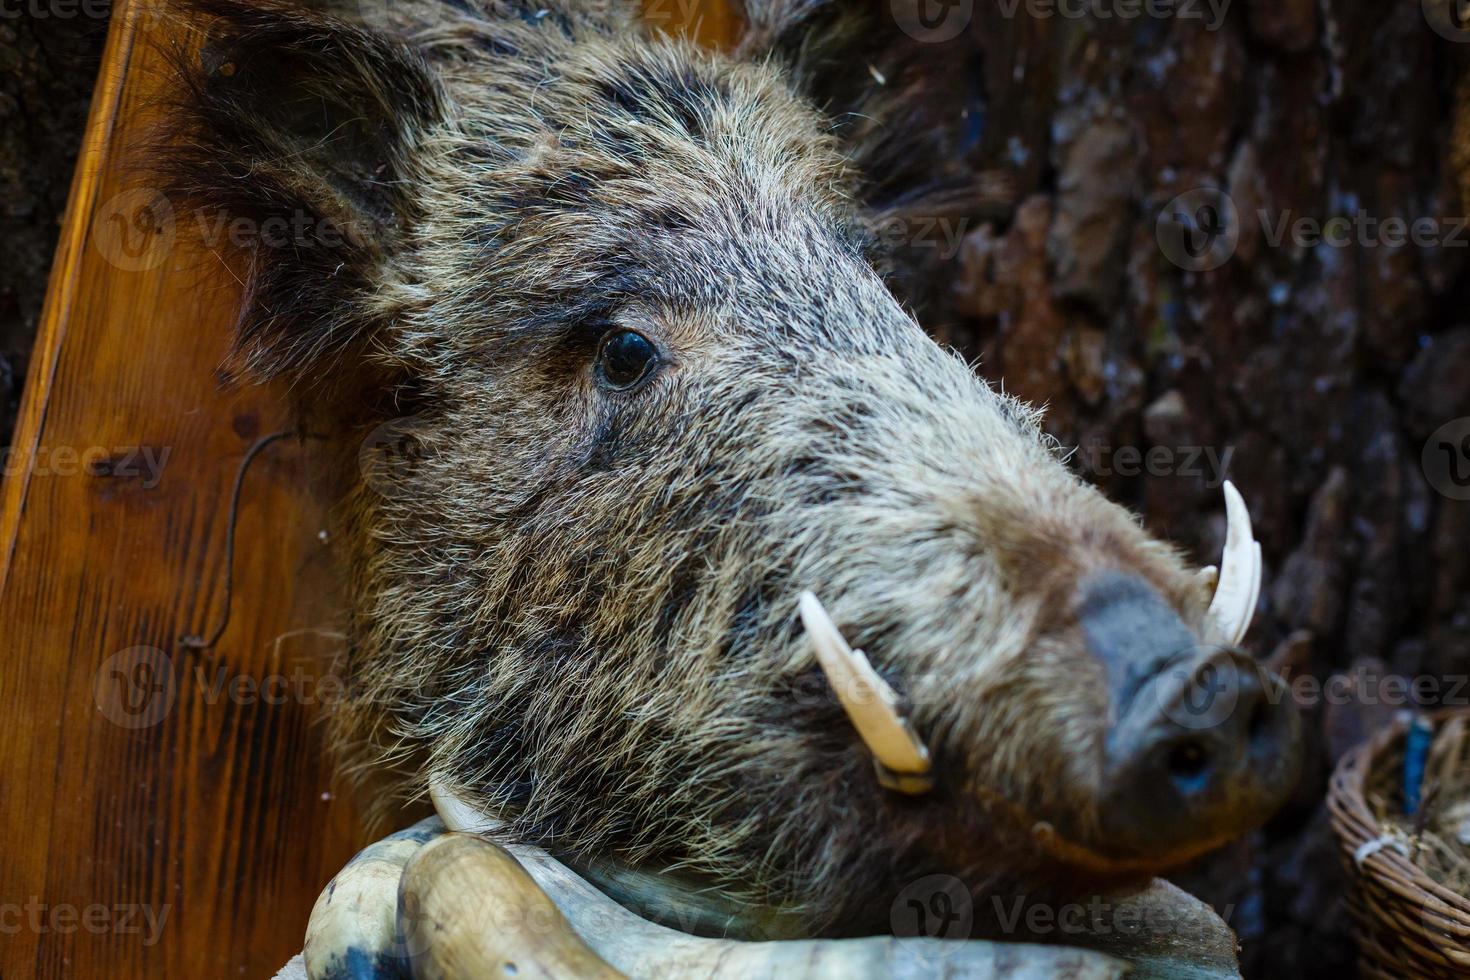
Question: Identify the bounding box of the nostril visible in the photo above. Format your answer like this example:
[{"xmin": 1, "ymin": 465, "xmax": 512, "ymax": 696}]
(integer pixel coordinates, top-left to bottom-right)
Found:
[
  {"xmin": 1166, "ymin": 739, "xmax": 1214, "ymax": 795},
  {"xmin": 1096, "ymin": 650, "xmax": 1303, "ymax": 859}
]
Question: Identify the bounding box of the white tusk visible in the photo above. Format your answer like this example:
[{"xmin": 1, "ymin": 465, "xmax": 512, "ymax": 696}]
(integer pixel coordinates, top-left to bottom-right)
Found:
[
  {"xmin": 798, "ymin": 591, "xmax": 933, "ymax": 794},
  {"xmin": 1192, "ymin": 565, "xmax": 1218, "ymax": 602},
  {"xmin": 1205, "ymin": 481, "xmax": 1262, "ymax": 647},
  {"xmin": 429, "ymin": 776, "xmax": 503, "ymax": 835}
]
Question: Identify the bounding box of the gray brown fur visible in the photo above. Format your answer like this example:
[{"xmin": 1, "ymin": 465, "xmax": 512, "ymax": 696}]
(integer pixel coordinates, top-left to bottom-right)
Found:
[{"xmin": 167, "ymin": 0, "xmax": 1241, "ymax": 935}]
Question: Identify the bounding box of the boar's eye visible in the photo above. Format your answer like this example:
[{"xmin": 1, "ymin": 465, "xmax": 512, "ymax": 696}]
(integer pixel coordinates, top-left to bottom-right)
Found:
[{"xmin": 595, "ymin": 329, "xmax": 660, "ymax": 390}]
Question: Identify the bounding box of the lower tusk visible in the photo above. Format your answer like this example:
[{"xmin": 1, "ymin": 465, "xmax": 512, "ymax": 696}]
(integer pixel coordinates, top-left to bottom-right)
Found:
[
  {"xmin": 798, "ymin": 591, "xmax": 933, "ymax": 794},
  {"xmin": 1205, "ymin": 481, "xmax": 1262, "ymax": 647},
  {"xmin": 1192, "ymin": 565, "xmax": 1218, "ymax": 604},
  {"xmin": 429, "ymin": 776, "xmax": 503, "ymax": 835}
]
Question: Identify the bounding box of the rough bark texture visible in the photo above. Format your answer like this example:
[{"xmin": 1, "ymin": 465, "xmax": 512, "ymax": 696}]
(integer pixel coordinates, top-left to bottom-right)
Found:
[
  {"xmin": 882, "ymin": 2, "xmax": 1470, "ymax": 976},
  {"xmin": 8, "ymin": 1, "xmax": 1470, "ymax": 977},
  {"xmin": 0, "ymin": 7, "xmax": 110, "ymax": 448}
]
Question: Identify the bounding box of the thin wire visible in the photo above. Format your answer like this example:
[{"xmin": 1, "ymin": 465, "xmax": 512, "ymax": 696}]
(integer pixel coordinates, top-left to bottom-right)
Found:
[{"xmin": 178, "ymin": 428, "xmax": 300, "ymax": 651}]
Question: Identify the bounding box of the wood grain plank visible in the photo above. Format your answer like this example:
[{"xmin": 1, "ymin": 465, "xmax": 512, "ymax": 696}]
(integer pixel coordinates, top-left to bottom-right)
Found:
[
  {"xmin": 0, "ymin": 2, "xmax": 741, "ymax": 977},
  {"xmin": 644, "ymin": 0, "xmax": 741, "ymax": 48},
  {"xmin": 0, "ymin": 2, "xmax": 366, "ymax": 976}
]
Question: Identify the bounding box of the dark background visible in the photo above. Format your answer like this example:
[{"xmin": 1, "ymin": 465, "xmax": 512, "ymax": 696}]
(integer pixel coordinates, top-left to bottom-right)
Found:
[
  {"xmin": 0, "ymin": 4, "xmax": 109, "ymax": 447},
  {"xmin": 5, "ymin": 1, "xmax": 1469, "ymax": 976}
]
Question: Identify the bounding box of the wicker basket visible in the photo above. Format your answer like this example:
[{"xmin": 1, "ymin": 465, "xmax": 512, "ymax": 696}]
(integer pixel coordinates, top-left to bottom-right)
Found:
[{"xmin": 1328, "ymin": 710, "xmax": 1470, "ymax": 979}]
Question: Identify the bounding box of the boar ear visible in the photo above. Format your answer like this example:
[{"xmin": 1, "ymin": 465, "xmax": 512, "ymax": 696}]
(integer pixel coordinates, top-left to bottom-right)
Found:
[
  {"xmin": 164, "ymin": 0, "xmax": 446, "ymax": 380},
  {"xmin": 737, "ymin": 0, "xmax": 1003, "ymax": 302}
]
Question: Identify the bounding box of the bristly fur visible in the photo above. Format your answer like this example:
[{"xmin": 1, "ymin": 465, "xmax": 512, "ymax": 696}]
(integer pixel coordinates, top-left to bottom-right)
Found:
[
  {"xmin": 735, "ymin": 0, "xmax": 1014, "ymax": 308},
  {"xmin": 161, "ymin": 0, "xmax": 448, "ymax": 379},
  {"xmin": 163, "ymin": 0, "xmax": 1218, "ymax": 935}
]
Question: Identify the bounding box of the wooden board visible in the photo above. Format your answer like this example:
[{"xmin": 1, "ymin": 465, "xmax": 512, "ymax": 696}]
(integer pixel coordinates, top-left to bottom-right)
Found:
[
  {"xmin": 0, "ymin": 2, "xmax": 738, "ymax": 978},
  {"xmin": 644, "ymin": 0, "xmax": 740, "ymax": 47},
  {"xmin": 0, "ymin": 1, "xmax": 366, "ymax": 977}
]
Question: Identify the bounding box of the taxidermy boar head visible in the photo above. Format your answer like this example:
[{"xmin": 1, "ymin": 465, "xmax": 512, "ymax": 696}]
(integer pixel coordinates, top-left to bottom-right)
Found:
[{"xmin": 166, "ymin": 0, "xmax": 1300, "ymax": 934}]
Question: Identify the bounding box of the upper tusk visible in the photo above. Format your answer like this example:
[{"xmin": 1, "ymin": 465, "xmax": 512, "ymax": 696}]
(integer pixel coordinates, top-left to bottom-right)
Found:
[
  {"xmin": 1205, "ymin": 480, "xmax": 1262, "ymax": 648},
  {"xmin": 798, "ymin": 591, "xmax": 933, "ymax": 794}
]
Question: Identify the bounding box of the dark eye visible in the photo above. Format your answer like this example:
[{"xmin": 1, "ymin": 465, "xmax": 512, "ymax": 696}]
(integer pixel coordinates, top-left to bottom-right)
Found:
[{"xmin": 595, "ymin": 329, "xmax": 659, "ymax": 390}]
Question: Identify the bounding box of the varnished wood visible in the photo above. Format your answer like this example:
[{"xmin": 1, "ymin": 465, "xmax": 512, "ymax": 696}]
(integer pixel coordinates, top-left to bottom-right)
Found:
[
  {"xmin": 0, "ymin": 1, "xmax": 364, "ymax": 977},
  {"xmin": 0, "ymin": 2, "xmax": 739, "ymax": 978},
  {"xmin": 643, "ymin": 0, "xmax": 741, "ymax": 48}
]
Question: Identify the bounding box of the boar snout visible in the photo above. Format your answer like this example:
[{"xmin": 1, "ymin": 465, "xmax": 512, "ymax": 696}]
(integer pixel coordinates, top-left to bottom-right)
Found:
[{"xmin": 1079, "ymin": 572, "xmax": 1301, "ymax": 860}]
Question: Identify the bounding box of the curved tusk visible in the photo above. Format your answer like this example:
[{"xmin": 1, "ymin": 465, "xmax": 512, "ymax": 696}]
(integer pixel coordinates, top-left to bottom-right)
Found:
[
  {"xmin": 429, "ymin": 777, "xmax": 502, "ymax": 836},
  {"xmin": 1192, "ymin": 564, "xmax": 1218, "ymax": 603},
  {"xmin": 798, "ymin": 591, "xmax": 933, "ymax": 794},
  {"xmin": 1205, "ymin": 481, "xmax": 1262, "ymax": 648}
]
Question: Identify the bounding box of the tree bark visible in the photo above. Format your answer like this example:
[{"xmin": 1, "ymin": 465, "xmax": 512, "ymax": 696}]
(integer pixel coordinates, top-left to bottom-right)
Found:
[
  {"xmin": 0, "ymin": 5, "xmax": 109, "ymax": 448},
  {"xmin": 896, "ymin": 1, "xmax": 1470, "ymax": 975}
]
